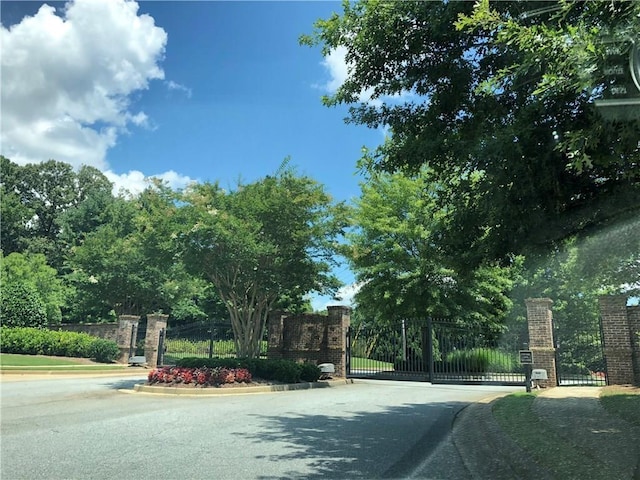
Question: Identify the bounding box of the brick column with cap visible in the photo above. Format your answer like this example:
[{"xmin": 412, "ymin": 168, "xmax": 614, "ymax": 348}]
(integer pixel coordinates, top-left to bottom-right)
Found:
[
  {"xmin": 145, "ymin": 314, "xmax": 168, "ymax": 367},
  {"xmin": 326, "ymin": 306, "xmax": 351, "ymax": 377},
  {"xmin": 116, "ymin": 315, "xmax": 140, "ymax": 363},
  {"xmin": 525, "ymin": 298, "xmax": 557, "ymax": 388},
  {"xmin": 599, "ymin": 295, "xmax": 635, "ymax": 385}
]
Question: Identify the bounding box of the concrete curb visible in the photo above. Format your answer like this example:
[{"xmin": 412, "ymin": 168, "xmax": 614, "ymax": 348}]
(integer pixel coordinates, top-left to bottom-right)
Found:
[{"xmin": 133, "ymin": 378, "xmax": 354, "ymax": 396}]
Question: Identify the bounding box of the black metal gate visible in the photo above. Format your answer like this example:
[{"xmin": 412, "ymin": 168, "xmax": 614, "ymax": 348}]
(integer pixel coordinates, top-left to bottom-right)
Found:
[
  {"xmin": 346, "ymin": 319, "xmax": 430, "ymax": 381},
  {"xmin": 429, "ymin": 318, "xmax": 526, "ymax": 385},
  {"xmin": 554, "ymin": 316, "xmax": 607, "ymax": 386},
  {"xmin": 346, "ymin": 318, "xmax": 527, "ymax": 385}
]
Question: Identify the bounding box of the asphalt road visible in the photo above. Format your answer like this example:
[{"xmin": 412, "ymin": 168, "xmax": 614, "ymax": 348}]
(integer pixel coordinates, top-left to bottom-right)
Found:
[{"xmin": 1, "ymin": 375, "xmax": 516, "ymax": 479}]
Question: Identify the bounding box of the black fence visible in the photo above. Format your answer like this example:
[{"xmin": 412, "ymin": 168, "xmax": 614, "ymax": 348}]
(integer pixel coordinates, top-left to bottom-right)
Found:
[
  {"xmin": 162, "ymin": 320, "xmax": 268, "ymax": 365},
  {"xmin": 346, "ymin": 318, "xmax": 527, "ymax": 385},
  {"xmin": 347, "ymin": 319, "xmax": 429, "ymax": 381},
  {"xmin": 554, "ymin": 317, "xmax": 607, "ymax": 386},
  {"xmin": 430, "ymin": 319, "xmax": 526, "ymax": 385}
]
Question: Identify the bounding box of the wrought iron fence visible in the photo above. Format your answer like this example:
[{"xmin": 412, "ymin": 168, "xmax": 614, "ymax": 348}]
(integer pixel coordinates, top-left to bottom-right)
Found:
[
  {"xmin": 430, "ymin": 319, "xmax": 526, "ymax": 385},
  {"xmin": 553, "ymin": 316, "xmax": 607, "ymax": 386},
  {"xmin": 347, "ymin": 319, "xmax": 428, "ymax": 380},
  {"xmin": 346, "ymin": 317, "xmax": 527, "ymax": 385},
  {"xmin": 162, "ymin": 320, "xmax": 268, "ymax": 365}
]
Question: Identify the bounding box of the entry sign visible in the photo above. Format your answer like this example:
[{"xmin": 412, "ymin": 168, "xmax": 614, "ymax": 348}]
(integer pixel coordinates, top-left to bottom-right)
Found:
[{"xmin": 519, "ymin": 350, "xmax": 534, "ymax": 365}]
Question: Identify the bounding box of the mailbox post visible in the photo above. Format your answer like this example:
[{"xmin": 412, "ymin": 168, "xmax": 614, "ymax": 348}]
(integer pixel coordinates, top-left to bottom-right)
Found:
[{"xmin": 519, "ymin": 349, "xmax": 534, "ymax": 393}]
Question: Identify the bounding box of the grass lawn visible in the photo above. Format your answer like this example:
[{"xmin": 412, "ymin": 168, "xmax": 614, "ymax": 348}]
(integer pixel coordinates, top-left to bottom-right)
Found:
[
  {"xmin": 350, "ymin": 357, "xmax": 394, "ymax": 370},
  {"xmin": 0, "ymin": 353, "xmax": 129, "ymax": 371},
  {"xmin": 600, "ymin": 385, "xmax": 640, "ymax": 427},
  {"xmin": 492, "ymin": 392, "xmax": 613, "ymax": 480},
  {"xmin": 1, "ymin": 353, "xmax": 84, "ymax": 366},
  {"xmin": 492, "ymin": 387, "xmax": 640, "ymax": 479}
]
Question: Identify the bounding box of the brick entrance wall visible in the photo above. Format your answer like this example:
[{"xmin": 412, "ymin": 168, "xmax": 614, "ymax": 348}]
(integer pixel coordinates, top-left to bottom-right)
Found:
[{"xmin": 268, "ymin": 306, "xmax": 351, "ymax": 376}]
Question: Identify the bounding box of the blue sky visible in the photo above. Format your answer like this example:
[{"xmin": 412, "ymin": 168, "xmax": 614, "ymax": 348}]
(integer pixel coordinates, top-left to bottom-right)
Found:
[{"xmin": 1, "ymin": 0, "xmax": 383, "ymax": 309}]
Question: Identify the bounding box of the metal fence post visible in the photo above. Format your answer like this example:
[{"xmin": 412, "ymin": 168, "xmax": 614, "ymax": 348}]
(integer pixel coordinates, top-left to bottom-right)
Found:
[
  {"xmin": 345, "ymin": 326, "xmax": 351, "ymax": 376},
  {"xmin": 426, "ymin": 317, "xmax": 434, "ymax": 383}
]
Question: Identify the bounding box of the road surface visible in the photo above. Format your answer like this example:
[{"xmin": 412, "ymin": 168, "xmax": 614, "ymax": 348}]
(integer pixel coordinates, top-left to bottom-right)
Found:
[{"xmin": 1, "ymin": 375, "xmax": 516, "ymax": 479}]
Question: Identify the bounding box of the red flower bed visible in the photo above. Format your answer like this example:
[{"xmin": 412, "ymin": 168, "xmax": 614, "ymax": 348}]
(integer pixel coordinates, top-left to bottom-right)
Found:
[{"xmin": 147, "ymin": 366, "xmax": 252, "ymax": 387}]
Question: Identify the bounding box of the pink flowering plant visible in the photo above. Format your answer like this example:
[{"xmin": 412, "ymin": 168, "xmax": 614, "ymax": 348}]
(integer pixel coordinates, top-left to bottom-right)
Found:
[{"xmin": 147, "ymin": 366, "xmax": 252, "ymax": 387}]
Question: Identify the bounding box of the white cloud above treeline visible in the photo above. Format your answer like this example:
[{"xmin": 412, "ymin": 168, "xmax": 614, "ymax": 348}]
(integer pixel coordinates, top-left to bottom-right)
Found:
[
  {"xmin": 0, "ymin": 0, "xmax": 194, "ymax": 194},
  {"xmin": 105, "ymin": 169, "xmax": 196, "ymax": 197}
]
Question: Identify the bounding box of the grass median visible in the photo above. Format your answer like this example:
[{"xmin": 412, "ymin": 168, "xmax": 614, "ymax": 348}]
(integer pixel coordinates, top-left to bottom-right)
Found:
[
  {"xmin": 0, "ymin": 353, "xmax": 133, "ymax": 372},
  {"xmin": 599, "ymin": 384, "xmax": 640, "ymax": 427},
  {"xmin": 492, "ymin": 387, "xmax": 640, "ymax": 480}
]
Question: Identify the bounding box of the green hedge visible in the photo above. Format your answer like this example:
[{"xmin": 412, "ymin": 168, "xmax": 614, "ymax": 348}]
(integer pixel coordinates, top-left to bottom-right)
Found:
[
  {"xmin": 0, "ymin": 283, "xmax": 47, "ymax": 328},
  {"xmin": 176, "ymin": 357, "xmax": 321, "ymax": 383},
  {"xmin": 0, "ymin": 327, "xmax": 119, "ymax": 363}
]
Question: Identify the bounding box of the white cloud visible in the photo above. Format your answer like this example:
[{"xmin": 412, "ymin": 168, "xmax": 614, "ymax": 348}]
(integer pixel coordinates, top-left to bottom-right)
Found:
[
  {"xmin": 105, "ymin": 169, "xmax": 196, "ymax": 197},
  {"xmin": 320, "ymin": 46, "xmax": 380, "ymax": 106},
  {"xmin": 318, "ymin": 46, "xmax": 413, "ymax": 109},
  {"xmin": 165, "ymin": 80, "xmax": 192, "ymax": 98},
  {"xmin": 310, "ymin": 282, "xmax": 363, "ymax": 312},
  {"xmin": 0, "ymin": 0, "xmax": 167, "ymax": 169}
]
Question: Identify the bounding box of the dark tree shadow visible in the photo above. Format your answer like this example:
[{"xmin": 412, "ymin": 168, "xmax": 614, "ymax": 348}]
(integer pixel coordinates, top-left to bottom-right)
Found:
[
  {"xmin": 237, "ymin": 399, "xmax": 470, "ymax": 479},
  {"xmin": 104, "ymin": 377, "xmax": 147, "ymax": 390}
]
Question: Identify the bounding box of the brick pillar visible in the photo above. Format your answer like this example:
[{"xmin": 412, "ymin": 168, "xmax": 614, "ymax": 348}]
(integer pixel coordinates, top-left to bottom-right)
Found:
[
  {"xmin": 628, "ymin": 306, "xmax": 640, "ymax": 385},
  {"xmin": 267, "ymin": 310, "xmax": 287, "ymax": 359},
  {"xmin": 145, "ymin": 314, "xmax": 168, "ymax": 367},
  {"xmin": 326, "ymin": 306, "xmax": 351, "ymax": 377},
  {"xmin": 116, "ymin": 315, "xmax": 140, "ymax": 363},
  {"xmin": 525, "ymin": 298, "xmax": 557, "ymax": 387},
  {"xmin": 599, "ymin": 296, "xmax": 634, "ymax": 385}
]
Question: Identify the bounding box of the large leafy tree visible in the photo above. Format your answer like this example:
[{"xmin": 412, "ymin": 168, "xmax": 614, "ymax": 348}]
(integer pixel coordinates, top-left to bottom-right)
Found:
[
  {"xmin": 66, "ymin": 182, "xmax": 226, "ymax": 323},
  {"xmin": 345, "ymin": 169, "xmax": 518, "ymax": 325},
  {"xmin": 302, "ymin": 0, "xmax": 640, "ymax": 272},
  {"xmin": 0, "ymin": 157, "xmax": 114, "ymax": 269},
  {"xmin": 0, "ymin": 252, "xmax": 67, "ymax": 324},
  {"xmin": 67, "ymin": 196, "xmax": 148, "ymax": 320},
  {"xmin": 176, "ymin": 169, "xmax": 347, "ymax": 358},
  {"xmin": 0, "ymin": 156, "xmax": 33, "ymax": 255}
]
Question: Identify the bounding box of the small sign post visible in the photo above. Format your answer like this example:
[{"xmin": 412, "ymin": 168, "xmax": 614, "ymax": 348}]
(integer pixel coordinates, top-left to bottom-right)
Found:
[{"xmin": 519, "ymin": 350, "xmax": 534, "ymax": 392}]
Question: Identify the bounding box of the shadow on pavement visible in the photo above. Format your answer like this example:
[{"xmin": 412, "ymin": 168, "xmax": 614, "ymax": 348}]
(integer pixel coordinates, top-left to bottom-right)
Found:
[
  {"xmin": 104, "ymin": 377, "xmax": 147, "ymax": 390},
  {"xmin": 238, "ymin": 400, "xmax": 470, "ymax": 479}
]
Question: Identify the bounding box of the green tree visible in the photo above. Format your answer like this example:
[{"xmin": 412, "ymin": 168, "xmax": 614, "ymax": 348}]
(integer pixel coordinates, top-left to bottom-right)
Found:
[
  {"xmin": 0, "ymin": 157, "xmax": 115, "ymax": 270},
  {"xmin": 0, "ymin": 156, "xmax": 34, "ymax": 255},
  {"xmin": 1, "ymin": 252, "xmax": 67, "ymax": 324},
  {"xmin": 176, "ymin": 169, "xmax": 346, "ymax": 358},
  {"xmin": 58, "ymin": 167, "xmax": 116, "ymax": 251},
  {"xmin": 66, "ymin": 182, "xmax": 220, "ymax": 323},
  {"xmin": 67, "ymin": 195, "xmax": 159, "ymax": 319},
  {"xmin": 345, "ymin": 169, "xmax": 518, "ymax": 325},
  {"xmin": 302, "ymin": 1, "xmax": 640, "ymax": 271}
]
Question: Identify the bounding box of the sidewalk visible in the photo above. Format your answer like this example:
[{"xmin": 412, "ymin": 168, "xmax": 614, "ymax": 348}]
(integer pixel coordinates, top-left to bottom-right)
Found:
[{"xmin": 450, "ymin": 387, "xmax": 640, "ymax": 480}]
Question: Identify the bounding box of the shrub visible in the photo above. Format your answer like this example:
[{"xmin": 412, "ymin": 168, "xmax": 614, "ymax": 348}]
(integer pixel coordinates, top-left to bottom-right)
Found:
[
  {"xmin": 0, "ymin": 326, "xmax": 119, "ymax": 362},
  {"xmin": 0, "ymin": 283, "xmax": 47, "ymax": 328},
  {"xmin": 443, "ymin": 348, "xmax": 517, "ymax": 374},
  {"xmin": 299, "ymin": 362, "xmax": 321, "ymax": 382},
  {"xmin": 90, "ymin": 338, "xmax": 120, "ymax": 363}
]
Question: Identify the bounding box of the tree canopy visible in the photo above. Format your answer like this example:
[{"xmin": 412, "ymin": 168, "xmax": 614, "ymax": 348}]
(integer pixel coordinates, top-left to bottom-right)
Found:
[
  {"xmin": 176, "ymin": 169, "xmax": 347, "ymax": 357},
  {"xmin": 302, "ymin": 0, "xmax": 640, "ymax": 271},
  {"xmin": 344, "ymin": 169, "xmax": 519, "ymax": 325},
  {"xmin": 0, "ymin": 252, "xmax": 66, "ymax": 324}
]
